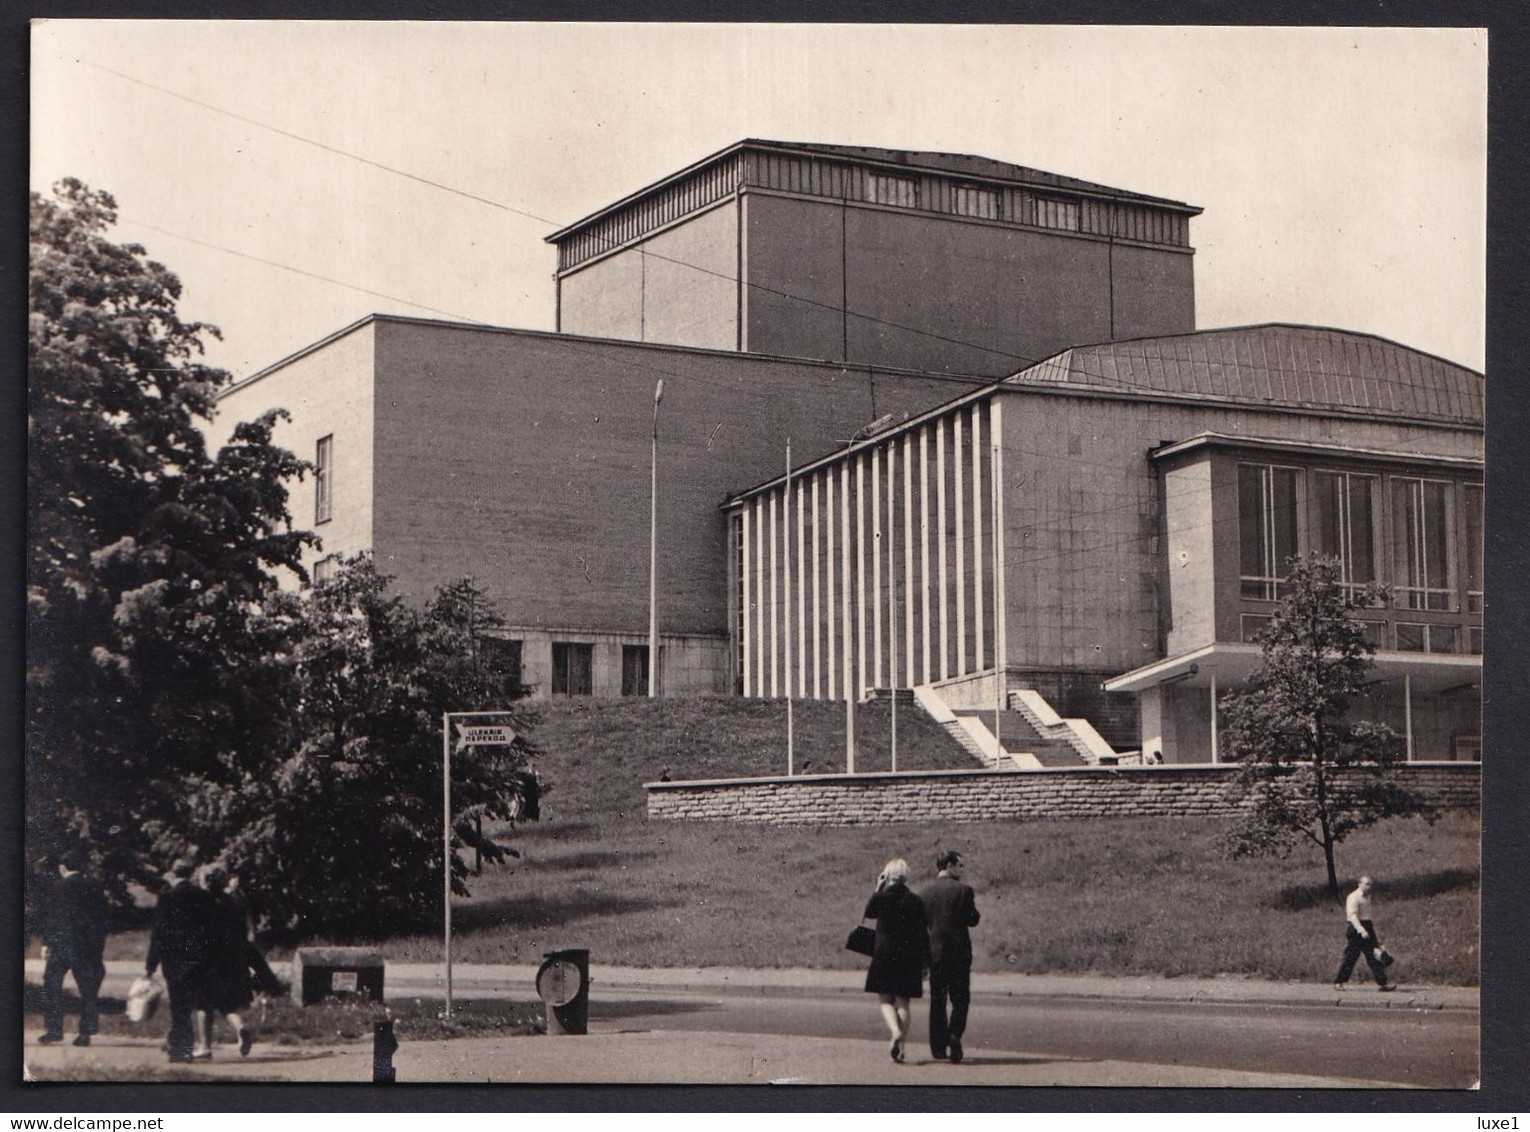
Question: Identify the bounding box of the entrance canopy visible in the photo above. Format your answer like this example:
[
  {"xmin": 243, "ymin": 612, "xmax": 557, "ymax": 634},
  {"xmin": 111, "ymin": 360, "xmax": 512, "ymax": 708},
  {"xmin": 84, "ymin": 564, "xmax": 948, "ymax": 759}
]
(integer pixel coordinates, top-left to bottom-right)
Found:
[{"xmin": 1104, "ymin": 642, "xmax": 1481, "ymax": 696}]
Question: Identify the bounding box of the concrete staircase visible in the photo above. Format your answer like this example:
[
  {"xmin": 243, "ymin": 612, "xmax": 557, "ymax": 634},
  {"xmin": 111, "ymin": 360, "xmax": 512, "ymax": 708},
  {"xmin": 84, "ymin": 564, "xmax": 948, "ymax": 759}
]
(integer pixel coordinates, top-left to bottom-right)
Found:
[
  {"xmin": 912, "ymin": 680, "xmax": 1118, "ymax": 770},
  {"xmin": 961, "ymin": 708, "xmax": 1087, "ymax": 767}
]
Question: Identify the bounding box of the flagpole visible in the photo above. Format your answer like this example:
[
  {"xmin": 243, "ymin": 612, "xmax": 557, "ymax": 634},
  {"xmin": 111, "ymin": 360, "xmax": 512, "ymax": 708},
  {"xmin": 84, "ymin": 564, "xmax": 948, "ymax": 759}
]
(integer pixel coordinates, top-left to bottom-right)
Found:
[
  {"xmin": 786, "ymin": 438, "xmax": 794, "ymax": 776},
  {"xmin": 443, "ymin": 711, "xmax": 452, "ymax": 1017}
]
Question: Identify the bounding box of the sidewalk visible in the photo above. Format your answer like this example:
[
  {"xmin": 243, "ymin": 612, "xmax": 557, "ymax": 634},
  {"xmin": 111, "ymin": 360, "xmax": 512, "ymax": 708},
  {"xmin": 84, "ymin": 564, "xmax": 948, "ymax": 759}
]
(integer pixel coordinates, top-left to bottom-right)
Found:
[
  {"xmin": 25, "ymin": 959, "xmax": 1479, "ymax": 1012},
  {"xmin": 19, "ymin": 1025, "xmax": 1405, "ymax": 1088}
]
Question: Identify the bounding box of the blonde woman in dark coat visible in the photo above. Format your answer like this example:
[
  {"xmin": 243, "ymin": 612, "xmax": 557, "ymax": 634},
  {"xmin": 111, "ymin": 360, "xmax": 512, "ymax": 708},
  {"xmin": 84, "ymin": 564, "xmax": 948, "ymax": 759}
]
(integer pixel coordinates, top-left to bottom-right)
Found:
[{"xmin": 863, "ymin": 858, "xmax": 929, "ymax": 1063}]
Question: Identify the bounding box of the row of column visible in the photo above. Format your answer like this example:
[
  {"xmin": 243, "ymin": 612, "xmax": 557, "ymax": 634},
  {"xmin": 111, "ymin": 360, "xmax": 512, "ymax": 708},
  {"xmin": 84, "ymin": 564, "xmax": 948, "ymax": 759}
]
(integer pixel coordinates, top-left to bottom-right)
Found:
[{"xmin": 734, "ymin": 397, "xmax": 1006, "ymax": 700}]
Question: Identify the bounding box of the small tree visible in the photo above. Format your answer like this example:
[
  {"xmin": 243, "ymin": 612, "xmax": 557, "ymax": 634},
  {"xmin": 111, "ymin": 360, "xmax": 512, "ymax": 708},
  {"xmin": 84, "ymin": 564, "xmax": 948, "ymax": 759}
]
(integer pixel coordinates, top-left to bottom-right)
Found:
[
  {"xmin": 205, "ymin": 558, "xmax": 540, "ymax": 938},
  {"xmin": 1222, "ymin": 554, "xmax": 1433, "ymax": 897}
]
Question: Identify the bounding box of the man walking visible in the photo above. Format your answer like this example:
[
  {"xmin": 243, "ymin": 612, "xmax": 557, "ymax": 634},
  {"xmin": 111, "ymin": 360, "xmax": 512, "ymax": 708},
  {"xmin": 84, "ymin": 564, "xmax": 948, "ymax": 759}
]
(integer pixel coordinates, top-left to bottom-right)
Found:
[
  {"xmin": 146, "ymin": 858, "xmax": 217, "ymax": 1062},
  {"xmin": 1334, "ymin": 874, "xmax": 1396, "ymax": 992},
  {"xmin": 920, "ymin": 850, "xmax": 981, "ymax": 1063},
  {"xmin": 38, "ymin": 849, "xmax": 108, "ymax": 1047}
]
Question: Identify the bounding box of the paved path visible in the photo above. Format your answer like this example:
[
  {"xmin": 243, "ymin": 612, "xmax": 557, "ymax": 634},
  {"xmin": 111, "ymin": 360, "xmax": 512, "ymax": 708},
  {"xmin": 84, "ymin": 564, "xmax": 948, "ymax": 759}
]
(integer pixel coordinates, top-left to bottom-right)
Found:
[
  {"xmin": 22, "ymin": 962, "xmax": 1474, "ymax": 1087},
  {"xmin": 20, "ymin": 1025, "xmax": 1403, "ymax": 1088},
  {"xmin": 27, "ymin": 959, "xmax": 1477, "ymax": 1012}
]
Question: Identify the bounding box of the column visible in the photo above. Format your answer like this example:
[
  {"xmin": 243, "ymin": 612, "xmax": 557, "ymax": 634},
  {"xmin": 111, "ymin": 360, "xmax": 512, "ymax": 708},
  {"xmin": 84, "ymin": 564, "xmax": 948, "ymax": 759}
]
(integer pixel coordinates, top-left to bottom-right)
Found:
[
  {"xmin": 741, "ymin": 504, "xmax": 753, "ymax": 697},
  {"xmin": 954, "ymin": 411, "xmax": 966, "ymax": 675},
  {"xmin": 971, "ymin": 402, "xmax": 985, "ymax": 672},
  {"xmin": 811, "ymin": 474, "xmax": 822, "ymax": 699},
  {"xmin": 937, "ymin": 418, "xmax": 949, "ymax": 681},
  {"xmin": 920, "ymin": 426, "xmax": 932, "ymax": 686}
]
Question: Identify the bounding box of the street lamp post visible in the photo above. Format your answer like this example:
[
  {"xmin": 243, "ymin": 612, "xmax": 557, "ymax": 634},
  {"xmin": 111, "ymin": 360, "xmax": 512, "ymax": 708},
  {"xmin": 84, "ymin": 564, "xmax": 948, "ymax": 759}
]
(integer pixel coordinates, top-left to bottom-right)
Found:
[{"xmin": 649, "ymin": 378, "xmax": 663, "ymax": 697}]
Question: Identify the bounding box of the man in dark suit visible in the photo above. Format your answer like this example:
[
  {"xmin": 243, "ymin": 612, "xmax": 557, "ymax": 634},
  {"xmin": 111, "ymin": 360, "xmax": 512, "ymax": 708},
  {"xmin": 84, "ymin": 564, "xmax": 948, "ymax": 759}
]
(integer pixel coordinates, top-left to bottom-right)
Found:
[
  {"xmin": 145, "ymin": 858, "xmax": 217, "ymax": 1063},
  {"xmin": 39, "ymin": 849, "xmax": 108, "ymax": 1046},
  {"xmin": 920, "ymin": 849, "xmax": 980, "ymax": 1063}
]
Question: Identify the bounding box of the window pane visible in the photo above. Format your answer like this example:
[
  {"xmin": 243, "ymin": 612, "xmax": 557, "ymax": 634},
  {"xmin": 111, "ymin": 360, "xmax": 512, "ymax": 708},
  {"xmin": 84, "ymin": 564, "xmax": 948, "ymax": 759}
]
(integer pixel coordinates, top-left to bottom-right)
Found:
[
  {"xmin": 868, "ymin": 174, "xmax": 916, "ymax": 207},
  {"xmin": 1271, "ymin": 468, "xmax": 1298, "ymax": 571},
  {"xmin": 954, "ymin": 185, "xmax": 998, "ymax": 219},
  {"xmin": 315, "ymin": 435, "xmax": 333, "ymax": 524},
  {"xmin": 1396, "ymin": 623, "xmax": 1425, "ymax": 652},
  {"xmin": 1348, "ymin": 475, "xmax": 1376, "ymax": 582},
  {"xmin": 1313, "ymin": 471, "xmax": 1341, "ymax": 560},
  {"xmin": 1036, "ymin": 196, "xmax": 1080, "ymax": 230},
  {"xmin": 1238, "ymin": 465, "xmax": 1267, "ymax": 590},
  {"xmin": 1465, "ymin": 484, "xmax": 1483, "ymax": 612},
  {"xmin": 1423, "ymin": 481, "xmax": 1450, "ymax": 591}
]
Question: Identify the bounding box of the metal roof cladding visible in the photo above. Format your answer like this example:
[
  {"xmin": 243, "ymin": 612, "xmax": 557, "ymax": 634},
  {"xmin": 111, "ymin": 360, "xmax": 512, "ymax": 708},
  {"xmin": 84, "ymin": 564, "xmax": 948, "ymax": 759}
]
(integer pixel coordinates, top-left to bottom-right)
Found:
[
  {"xmin": 546, "ymin": 138, "xmax": 1201, "ymax": 243},
  {"xmin": 1007, "ymin": 324, "xmax": 1484, "ymax": 427}
]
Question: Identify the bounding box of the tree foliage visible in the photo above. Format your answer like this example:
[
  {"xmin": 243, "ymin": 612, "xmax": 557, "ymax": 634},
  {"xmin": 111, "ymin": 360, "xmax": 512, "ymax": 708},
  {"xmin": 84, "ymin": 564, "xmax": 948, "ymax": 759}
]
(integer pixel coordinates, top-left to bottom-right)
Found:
[
  {"xmin": 194, "ymin": 558, "xmax": 540, "ymax": 938},
  {"xmin": 1221, "ymin": 554, "xmax": 1433, "ymax": 896},
  {"xmin": 28, "ymin": 182, "xmax": 537, "ymax": 941},
  {"xmin": 27, "ymin": 179, "xmax": 315, "ymax": 902}
]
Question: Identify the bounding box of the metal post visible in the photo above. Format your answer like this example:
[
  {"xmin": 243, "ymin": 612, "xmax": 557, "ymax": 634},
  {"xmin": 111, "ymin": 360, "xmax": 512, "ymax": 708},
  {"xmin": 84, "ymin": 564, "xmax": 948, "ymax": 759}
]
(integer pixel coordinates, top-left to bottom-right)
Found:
[
  {"xmin": 890, "ymin": 480, "xmax": 898, "ymax": 774},
  {"xmin": 992, "ymin": 434, "xmax": 1002, "ymax": 755},
  {"xmin": 649, "ymin": 378, "xmax": 663, "ymax": 697},
  {"xmin": 786, "ymin": 438, "xmax": 794, "ymax": 776},
  {"xmin": 442, "ymin": 712, "xmax": 452, "ymax": 1017},
  {"xmin": 1404, "ymin": 672, "xmax": 1414, "ymax": 761},
  {"xmin": 1210, "ymin": 673, "xmax": 1219, "ymax": 764}
]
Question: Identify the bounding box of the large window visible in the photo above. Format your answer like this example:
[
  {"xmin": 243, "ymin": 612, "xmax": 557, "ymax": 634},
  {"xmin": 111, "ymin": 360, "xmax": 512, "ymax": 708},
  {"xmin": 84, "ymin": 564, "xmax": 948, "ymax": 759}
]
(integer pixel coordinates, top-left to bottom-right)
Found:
[
  {"xmin": 551, "ymin": 642, "xmax": 593, "ymax": 696},
  {"xmin": 1464, "ymin": 483, "xmax": 1483, "ymax": 614},
  {"xmin": 1238, "ymin": 464, "xmax": 1299, "ymax": 600},
  {"xmin": 315, "ymin": 435, "xmax": 334, "ymax": 524},
  {"xmin": 867, "ymin": 174, "xmax": 917, "ymax": 208},
  {"xmin": 1312, "ymin": 471, "xmax": 1378, "ymax": 593},
  {"xmin": 1391, "ymin": 477, "xmax": 1454, "ymax": 610}
]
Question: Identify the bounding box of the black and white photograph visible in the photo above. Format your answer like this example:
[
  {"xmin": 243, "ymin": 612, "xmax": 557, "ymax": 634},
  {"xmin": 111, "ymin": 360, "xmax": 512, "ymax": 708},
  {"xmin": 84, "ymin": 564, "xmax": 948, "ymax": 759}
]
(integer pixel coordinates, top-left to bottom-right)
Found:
[{"xmin": 20, "ymin": 18, "xmax": 1497, "ymax": 1101}]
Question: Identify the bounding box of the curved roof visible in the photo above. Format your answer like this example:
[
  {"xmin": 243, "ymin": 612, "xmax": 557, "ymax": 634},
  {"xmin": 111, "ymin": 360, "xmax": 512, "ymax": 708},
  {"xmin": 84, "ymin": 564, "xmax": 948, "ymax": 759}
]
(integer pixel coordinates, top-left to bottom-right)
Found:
[{"xmin": 1006, "ymin": 324, "xmax": 1482, "ymax": 426}]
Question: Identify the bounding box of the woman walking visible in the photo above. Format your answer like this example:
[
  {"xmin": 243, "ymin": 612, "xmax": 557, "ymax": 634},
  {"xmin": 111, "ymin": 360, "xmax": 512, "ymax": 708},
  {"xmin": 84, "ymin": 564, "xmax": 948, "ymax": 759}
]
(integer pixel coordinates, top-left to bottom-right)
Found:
[{"xmin": 863, "ymin": 858, "xmax": 929, "ymax": 1063}]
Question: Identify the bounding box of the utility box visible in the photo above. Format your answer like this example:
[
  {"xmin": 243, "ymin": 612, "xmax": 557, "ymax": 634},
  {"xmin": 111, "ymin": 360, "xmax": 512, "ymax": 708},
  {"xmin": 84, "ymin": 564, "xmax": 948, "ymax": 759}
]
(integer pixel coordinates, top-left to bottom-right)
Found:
[
  {"xmin": 535, "ymin": 949, "xmax": 590, "ymax": 1035},
  {"xmin": 293, "ymin": 946, "xmax": 385, "ymax": 1005}
]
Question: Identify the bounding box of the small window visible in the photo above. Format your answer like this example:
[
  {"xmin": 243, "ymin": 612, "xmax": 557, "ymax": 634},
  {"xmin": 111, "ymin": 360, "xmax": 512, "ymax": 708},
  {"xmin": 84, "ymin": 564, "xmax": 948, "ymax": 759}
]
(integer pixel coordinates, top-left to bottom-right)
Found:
[
  {"xmin": 482, "ymin": 637, "xmax": 525, "ymax": 699},
  {"xmin": 1395, "ymin": 622, "xmax": 1458, "ymax": 654},
  {"xmin": 551, "ymin": 642, "xmax": 593, "ymax": 696},
  {"xmin": 1239, "ymin": 614, "xmax": 1273, "ymax": 642},
  {"xmin": 315, "ymin": 435, "xmax": 334, "ymax": 524},
  {"xmin": 1035, "ymin": 196, "xmax": 1080, "ymax": 231},
  {"xmin": 313, "ymin": 555, "xmax": 337, "ymax": 584},
  {"xmin": 867, "ymin": 173, "xmax": 917, "ymax": 208},
  {"xmin": 622, "ymin": 644, "xmax": 651, "ymax": 697},
  {"xmin": 953, "ymin": 184, "xmax": 999, "ymax": 219},
  {"xmin": 1469, "ymin": 626, "xmax": 1483, "ymax": 656}
]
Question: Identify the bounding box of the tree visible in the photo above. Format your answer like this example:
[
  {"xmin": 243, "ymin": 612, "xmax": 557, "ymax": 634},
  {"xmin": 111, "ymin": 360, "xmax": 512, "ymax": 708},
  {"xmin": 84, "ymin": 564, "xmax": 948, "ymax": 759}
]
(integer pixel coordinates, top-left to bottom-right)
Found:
[
  {"xmin": 1221, "ymin": 554, "xmax": 1433, "ymax": 897},
  {"xmin": 200, "ymin": 558, "xmax": 540, "ymax": 938},
  {"xmin": 27, "ymin": 179, "xmax": 315, "ymax": 902}
]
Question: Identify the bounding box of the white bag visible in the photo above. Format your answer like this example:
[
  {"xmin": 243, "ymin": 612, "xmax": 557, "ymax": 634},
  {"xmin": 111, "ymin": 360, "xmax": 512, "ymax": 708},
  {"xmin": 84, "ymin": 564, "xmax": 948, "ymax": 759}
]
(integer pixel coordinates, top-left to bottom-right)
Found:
[{"xmin": 125, "ymin": 974, "xmax": 163, "ymax": 1023}]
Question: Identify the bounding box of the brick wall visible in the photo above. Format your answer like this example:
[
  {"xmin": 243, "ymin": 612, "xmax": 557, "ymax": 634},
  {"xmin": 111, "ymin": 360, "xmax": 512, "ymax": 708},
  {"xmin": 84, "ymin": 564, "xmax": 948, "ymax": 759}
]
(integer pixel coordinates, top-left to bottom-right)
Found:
[{"xmin": 646, "ymin": 763, "xmax": 1479, "ymax": 825}]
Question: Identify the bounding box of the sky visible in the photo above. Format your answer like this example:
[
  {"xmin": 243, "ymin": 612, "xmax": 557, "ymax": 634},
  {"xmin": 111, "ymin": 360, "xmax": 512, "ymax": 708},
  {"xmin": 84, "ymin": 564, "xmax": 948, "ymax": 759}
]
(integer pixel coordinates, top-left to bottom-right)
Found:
[{"xmin": 29, "ymin": 22, "xmax": 1487, "ymax": 378}]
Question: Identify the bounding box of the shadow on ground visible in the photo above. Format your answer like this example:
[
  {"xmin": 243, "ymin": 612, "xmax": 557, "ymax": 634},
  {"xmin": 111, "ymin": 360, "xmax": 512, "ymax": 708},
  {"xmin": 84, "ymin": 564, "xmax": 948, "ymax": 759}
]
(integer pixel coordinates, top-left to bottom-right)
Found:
[
  {"xmin": 1270, "ymin": 867, "xmax": 1478, "ymax": 911},
  {"xmin": 453, "ymin": 889, "xmax": 680, "ymax": 935},
  {"xmin": 523, "ymin": 848, "xmax": 658, "ymax": 871}
]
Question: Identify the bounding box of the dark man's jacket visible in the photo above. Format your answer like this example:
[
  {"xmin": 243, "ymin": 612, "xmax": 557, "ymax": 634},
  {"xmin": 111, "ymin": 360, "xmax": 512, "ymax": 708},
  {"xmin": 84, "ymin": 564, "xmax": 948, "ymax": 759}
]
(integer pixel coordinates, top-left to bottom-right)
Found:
[
  {"xmin": 920, "ymin": 874, "xmax": 981, "ymax": 968},
  {"xmin": 146, "ymin": 880, "xmax": 217, "ymax": 974},
  {"xmin": 44, "ymin": 872, "xmax": 108, "ymax": 959}
]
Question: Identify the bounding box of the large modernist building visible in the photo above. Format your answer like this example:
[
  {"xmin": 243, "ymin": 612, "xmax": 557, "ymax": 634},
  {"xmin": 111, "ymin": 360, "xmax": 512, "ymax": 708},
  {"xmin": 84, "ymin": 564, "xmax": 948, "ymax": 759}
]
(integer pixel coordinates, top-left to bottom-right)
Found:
[{"xmin": 216, "ymin": 140, "xmax": 1482, "ymax": 763}]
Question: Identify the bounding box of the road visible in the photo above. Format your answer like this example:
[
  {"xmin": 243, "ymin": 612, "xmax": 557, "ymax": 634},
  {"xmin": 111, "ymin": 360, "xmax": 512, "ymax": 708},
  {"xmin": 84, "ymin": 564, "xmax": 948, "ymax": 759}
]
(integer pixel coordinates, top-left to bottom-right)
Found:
[{"xmin": 583, "ymin": 986, "xmax": 1480, "ymax": 1089}]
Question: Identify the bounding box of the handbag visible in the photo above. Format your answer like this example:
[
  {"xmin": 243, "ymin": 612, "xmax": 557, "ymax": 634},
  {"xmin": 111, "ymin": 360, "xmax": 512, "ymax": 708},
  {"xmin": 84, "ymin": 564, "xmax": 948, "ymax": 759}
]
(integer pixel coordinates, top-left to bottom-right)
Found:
[
  {"xmin": 125, "ymin": 974, "xmax": 163, "ymax": 1023},
  {"xmin": 845, "ymin": 924, "xmax": 876, "ymax": 957},
  {"xmin": 1375, "ymin": 946, "xmax": 1396, "ymax": 967}
]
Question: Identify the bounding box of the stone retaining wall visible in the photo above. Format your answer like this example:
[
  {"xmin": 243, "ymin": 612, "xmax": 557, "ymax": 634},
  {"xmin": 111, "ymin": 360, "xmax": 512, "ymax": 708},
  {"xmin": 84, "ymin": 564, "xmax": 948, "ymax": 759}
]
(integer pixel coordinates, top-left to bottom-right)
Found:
[{"xmin": 645, "ymin": 764, "xmax": 1479, "ymax": 825}]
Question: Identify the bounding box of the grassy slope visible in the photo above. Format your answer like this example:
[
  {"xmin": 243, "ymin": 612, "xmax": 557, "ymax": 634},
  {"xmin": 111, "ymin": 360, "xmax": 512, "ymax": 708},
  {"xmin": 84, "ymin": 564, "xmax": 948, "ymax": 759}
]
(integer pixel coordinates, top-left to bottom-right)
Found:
[{"xmin": 379, "ymin": 697, "xmax": 1479, "ymax": 986}]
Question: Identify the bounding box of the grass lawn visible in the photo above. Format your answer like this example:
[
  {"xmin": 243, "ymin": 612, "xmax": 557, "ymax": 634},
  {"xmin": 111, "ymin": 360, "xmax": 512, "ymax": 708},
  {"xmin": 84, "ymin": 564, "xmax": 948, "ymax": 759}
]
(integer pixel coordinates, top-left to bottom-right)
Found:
[{"xmin": 373, "ymin": 697, "xmax": 1479, "ymax": 986}]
